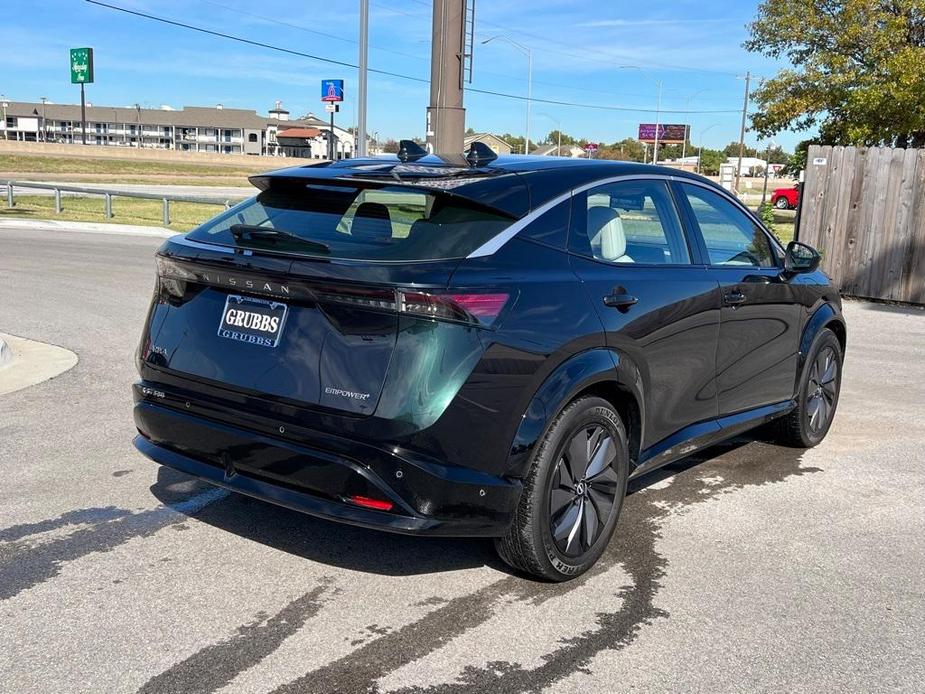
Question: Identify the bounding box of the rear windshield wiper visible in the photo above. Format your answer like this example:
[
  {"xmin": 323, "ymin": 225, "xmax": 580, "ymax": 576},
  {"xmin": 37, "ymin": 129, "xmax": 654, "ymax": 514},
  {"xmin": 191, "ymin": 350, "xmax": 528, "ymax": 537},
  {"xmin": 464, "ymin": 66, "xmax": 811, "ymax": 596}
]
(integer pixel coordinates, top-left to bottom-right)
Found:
[{"xmin": 229, "ymin": 224, "xmax": 330, "ymax": 254}]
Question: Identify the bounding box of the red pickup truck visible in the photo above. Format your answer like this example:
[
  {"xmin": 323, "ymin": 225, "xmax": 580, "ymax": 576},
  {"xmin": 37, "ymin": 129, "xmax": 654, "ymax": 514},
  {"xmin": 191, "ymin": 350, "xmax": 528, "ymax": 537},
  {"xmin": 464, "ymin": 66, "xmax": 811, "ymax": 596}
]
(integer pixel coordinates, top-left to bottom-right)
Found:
[{"xmin": 772, "ymin": 184, "xmax": 801, "ymax": 209}]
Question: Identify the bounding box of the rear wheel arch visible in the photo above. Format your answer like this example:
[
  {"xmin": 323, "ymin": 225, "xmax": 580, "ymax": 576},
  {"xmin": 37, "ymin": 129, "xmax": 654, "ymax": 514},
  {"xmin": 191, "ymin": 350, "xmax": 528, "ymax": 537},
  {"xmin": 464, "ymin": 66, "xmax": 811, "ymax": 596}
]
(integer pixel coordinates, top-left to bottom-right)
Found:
[{"xmin": 505, "ymin": 349, "xmax": 645, "ymax": 477}]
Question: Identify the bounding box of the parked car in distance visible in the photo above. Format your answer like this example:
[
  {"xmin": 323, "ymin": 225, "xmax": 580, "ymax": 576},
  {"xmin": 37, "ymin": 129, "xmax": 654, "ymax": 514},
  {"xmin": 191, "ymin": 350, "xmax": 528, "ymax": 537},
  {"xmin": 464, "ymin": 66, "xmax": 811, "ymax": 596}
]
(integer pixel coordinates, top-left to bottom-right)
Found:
[
  {"xmin": 772, "ymin": 183, "xmax": 801, "ymax": 209},
  {"xmin": 133, "ymin": 142, "xmax": 846, "ymax": 581}
]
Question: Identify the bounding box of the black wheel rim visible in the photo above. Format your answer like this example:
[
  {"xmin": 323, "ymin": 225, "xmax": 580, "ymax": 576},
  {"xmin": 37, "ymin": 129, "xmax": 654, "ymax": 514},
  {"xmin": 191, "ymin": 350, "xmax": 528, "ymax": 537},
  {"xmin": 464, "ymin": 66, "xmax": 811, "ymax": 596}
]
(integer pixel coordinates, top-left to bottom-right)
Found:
[
  {"xmin": 806, "ymin": 346, "xmax": 838, "ymax": 434},
  {"xmin": 548, "ymin": 425, "xmax": 619, "ymax": 557}
]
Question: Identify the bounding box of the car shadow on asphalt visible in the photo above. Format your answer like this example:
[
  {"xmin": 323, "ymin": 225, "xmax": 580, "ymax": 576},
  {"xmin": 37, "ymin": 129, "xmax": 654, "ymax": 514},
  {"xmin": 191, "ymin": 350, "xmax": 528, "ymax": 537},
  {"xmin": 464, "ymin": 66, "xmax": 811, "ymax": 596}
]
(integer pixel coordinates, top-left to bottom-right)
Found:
[{"xmin": 149, "ymin": 433, "xmax": 809, "ymax": 578}]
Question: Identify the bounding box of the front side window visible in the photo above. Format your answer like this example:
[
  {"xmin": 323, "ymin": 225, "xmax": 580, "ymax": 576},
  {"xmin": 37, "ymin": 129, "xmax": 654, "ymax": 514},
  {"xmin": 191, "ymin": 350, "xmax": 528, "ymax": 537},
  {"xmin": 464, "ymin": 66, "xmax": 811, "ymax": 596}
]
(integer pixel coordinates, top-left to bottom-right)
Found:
[
  {"xmin": 572, "ymin": 179, "xmax": 691, "ymax": 265},
  {"xmin": 187, "ymin": 183, "xmax": 514, "ymax": 261},
  {"xmin": 681, "ymin": 184, "xmax": 776, "ymax": 267}
]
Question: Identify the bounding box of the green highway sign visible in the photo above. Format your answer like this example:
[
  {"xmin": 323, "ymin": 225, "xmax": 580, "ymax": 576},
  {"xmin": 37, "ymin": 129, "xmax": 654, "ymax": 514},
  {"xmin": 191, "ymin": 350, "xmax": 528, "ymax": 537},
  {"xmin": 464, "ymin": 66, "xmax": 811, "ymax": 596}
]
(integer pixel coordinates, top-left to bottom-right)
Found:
[{"xmin": 70, "ymin": 47, "xmax": 94, "ymax": 84}]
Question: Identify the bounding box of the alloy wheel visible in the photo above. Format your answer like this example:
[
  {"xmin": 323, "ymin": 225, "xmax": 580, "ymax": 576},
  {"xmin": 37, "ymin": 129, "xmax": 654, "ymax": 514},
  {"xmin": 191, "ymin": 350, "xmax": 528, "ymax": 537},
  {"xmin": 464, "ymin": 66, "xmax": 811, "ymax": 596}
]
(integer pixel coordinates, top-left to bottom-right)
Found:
[
  {"xmin": 806, "ymin": 345, "xmax": 838, "ymax": 434},
  {"xmin": 548, "ymin": 425, "xmax": 620, "ymax": 557}
]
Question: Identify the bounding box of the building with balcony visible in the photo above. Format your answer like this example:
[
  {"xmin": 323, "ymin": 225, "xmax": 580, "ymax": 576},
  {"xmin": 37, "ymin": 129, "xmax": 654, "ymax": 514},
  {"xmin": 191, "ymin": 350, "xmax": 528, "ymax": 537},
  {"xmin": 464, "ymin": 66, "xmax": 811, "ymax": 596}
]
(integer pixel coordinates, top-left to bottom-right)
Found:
[{"xmin": 0, "ymin": 100, "xmax": 354, "ymax": 158}]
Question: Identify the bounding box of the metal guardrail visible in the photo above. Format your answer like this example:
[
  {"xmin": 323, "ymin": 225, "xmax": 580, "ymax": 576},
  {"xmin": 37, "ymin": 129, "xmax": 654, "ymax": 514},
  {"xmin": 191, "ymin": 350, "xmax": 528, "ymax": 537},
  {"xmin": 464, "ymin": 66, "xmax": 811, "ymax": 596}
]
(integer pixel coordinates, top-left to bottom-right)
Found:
[{"xmin": 2, "ymin": 180, "xmax": 246, "ymax": 226}]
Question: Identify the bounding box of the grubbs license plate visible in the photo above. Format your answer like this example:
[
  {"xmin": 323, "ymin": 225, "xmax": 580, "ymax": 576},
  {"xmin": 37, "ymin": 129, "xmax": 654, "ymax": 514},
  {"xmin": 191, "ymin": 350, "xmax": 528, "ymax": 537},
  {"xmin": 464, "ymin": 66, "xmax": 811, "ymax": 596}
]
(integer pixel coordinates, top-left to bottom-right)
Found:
[{"xmin": 218, "ymin": 295, "xmax": 288, "ymax": 348}]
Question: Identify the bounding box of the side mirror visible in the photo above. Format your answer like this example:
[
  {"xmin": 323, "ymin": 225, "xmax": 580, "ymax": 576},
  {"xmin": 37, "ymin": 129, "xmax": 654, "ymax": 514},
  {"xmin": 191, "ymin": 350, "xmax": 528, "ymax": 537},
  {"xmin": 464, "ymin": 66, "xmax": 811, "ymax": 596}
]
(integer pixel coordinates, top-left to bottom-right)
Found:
[{"xmin": 784, "ymin": 241, "xmax": 821, "ymax": 275}]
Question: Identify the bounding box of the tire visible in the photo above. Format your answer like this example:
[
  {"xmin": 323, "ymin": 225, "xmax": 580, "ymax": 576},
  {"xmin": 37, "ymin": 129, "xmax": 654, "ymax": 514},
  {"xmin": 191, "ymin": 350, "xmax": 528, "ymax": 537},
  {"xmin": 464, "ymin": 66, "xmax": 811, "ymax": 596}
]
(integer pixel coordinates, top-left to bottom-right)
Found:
[
  {"xmin": 495, "ymin": 396, "xmax": 629, "ymax": 581},
  {"xmin": 775, "ymin": 196, "xmax": 790, "ymax": 210},
  {"xmin": 776, "ymin": 328, "xmax": 843, "ymax": 447}
]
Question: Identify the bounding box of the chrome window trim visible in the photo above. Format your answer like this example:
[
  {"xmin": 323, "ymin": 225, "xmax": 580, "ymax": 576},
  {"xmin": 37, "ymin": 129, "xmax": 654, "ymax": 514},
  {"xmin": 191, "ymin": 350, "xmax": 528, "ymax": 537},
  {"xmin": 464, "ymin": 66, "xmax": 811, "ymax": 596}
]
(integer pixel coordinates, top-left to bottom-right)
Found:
[{"xmin": 466, "ymin": 172, "xmax": 785, "ymax": 259}]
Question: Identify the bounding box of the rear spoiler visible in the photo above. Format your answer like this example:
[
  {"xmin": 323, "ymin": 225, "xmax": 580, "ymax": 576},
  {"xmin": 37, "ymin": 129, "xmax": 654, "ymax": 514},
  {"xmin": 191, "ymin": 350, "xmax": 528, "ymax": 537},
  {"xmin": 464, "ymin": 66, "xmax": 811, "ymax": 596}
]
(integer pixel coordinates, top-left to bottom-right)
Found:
[{"xmin": 248, "ymin": 169, "xmax": 529, "ymax": 219}]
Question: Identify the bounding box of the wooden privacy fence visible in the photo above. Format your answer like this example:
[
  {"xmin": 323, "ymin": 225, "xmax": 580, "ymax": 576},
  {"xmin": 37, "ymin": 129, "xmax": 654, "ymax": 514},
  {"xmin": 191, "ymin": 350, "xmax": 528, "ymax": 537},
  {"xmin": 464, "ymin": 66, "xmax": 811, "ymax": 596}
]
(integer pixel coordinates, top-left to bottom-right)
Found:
[{"xmin": 799, "ymin": 144, "xmax": 925, "ymax": 304}]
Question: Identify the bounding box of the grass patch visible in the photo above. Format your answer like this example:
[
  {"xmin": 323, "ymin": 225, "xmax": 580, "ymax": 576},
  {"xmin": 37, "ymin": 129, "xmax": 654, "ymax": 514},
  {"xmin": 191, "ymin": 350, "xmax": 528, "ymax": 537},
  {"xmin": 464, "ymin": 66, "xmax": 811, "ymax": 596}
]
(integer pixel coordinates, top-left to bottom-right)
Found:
[
  {"xmin": 769, "ymin": 221, "xmax": 795, "ymax": 244},
  {"xmin": 0, "ymin": 195, "xmax": 223, "ymax": 231},
  {"xmin": 0, "ymin": 153, "xmax": 275, "ymax": 187},
  {"xmin": 0, "ymin": 153, "xmax": 265, "ymax": 176}
]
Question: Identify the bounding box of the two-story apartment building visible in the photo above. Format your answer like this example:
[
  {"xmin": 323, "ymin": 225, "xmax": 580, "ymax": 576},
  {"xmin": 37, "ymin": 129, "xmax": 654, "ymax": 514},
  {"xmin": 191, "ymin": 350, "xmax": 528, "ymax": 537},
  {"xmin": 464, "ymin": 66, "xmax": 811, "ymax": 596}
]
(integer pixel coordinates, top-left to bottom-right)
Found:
[{"xmin": 0, "ymin": 101, "xmax": 353, "ymax": 158}]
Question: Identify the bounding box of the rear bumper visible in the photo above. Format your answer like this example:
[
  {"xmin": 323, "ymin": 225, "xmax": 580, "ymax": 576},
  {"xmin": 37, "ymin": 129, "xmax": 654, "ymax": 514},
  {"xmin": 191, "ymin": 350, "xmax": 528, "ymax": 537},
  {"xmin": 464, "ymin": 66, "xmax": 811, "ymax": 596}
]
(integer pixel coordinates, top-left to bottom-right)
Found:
[{"xmin": 132, "ymin": 391, "xmax": 521, "ymax": 537}]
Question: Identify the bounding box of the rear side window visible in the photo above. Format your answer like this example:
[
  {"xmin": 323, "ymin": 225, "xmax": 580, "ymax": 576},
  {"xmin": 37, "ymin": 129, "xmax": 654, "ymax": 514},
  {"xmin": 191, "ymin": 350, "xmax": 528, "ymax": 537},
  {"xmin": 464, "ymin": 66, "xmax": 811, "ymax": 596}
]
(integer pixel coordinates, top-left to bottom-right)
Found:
[
  {"xmin": 571, "ymin": 179, "xmax": 691, "ymax": 265},
  {"xmin": 680, "ymin": 184, "xmax": 776, "ymax": 267},
  {"xmin": 188, "ymin": 183, "xmax": 514, "ymax": 261}
]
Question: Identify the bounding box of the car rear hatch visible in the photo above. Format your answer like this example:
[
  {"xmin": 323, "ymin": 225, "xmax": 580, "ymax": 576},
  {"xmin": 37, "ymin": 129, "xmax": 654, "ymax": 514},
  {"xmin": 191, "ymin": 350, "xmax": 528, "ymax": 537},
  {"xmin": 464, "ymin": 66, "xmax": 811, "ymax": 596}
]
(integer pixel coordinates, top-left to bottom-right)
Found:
[{"xmin": 139, "ymin": 174, "xmax": 520, "ymax": 418}]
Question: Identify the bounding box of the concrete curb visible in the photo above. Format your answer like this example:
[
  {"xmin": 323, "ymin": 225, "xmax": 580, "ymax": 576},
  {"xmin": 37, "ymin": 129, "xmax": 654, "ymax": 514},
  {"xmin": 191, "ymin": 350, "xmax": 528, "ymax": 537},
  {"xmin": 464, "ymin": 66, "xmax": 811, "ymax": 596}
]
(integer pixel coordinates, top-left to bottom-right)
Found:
[
  {"xmin": 0, "ymin": 219, "xmax": 174, "ymax": 238},
  {"xmin": 0, "ymin": 333, "xmax": 79, "ymax": 396},
  {"xmin": 0, "ymin": 336, "xmax": 10, "ymax": 370}
]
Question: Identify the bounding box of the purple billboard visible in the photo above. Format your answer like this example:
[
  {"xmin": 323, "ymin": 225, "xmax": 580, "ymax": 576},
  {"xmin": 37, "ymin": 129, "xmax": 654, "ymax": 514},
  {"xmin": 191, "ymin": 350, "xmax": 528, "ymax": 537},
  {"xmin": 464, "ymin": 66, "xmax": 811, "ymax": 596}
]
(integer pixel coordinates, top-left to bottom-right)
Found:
[{"xmin": 638, "ymin": 123, "xmax": 688, "ymax": 144}]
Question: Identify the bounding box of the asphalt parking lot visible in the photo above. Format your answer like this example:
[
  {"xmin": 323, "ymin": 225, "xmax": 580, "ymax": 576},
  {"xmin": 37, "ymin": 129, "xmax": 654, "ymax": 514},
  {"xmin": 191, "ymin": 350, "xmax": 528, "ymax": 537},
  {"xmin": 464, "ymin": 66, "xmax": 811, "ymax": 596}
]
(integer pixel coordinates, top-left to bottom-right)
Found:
[{"xmin": 1, "ymin": 226, "xmax": 923, "ymax": 693}]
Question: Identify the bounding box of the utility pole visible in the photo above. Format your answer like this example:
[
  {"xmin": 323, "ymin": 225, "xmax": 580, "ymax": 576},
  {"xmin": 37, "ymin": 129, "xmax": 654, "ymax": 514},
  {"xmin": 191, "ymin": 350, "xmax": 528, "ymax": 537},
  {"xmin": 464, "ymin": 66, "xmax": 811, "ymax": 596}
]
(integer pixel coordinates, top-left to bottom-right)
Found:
[
  {"xmin": 426, "ymin": 0, "xmax": 466, "ymax": 154},
  {"xmin": 357, "ymin": 0, "xmax": 369, "ymax": 157},
  {"xmin": 734, "ymin": 70, "xmax": 751, "ymax": 196}
]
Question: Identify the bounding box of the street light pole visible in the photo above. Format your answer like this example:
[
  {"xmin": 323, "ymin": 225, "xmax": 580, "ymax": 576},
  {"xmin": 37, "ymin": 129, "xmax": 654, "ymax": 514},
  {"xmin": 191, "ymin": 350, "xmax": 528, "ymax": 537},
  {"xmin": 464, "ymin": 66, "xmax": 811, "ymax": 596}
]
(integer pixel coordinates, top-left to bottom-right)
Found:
[
  {"xmin": 681, "ymin": 89, "xmax": 708, "ymax": 163},
  {"xmin": 619, "ymin": 65, "xmax": 665, "ymax": 164},
  {"xmin": 653, "ymin": 79, "xmax": 662, "ymax": 164},
  {"xmin": 1, "ymin": 97, "xmax": 8, "ymax": 141},
  {"xmin": 760, "ymin": 139, "xmax": 776, "ymax": 206},
  {"xmin": 40, "ymin": 97, "xmax": 48, "ymax": 142},
  {"xmin": 537, "ymin": 112, "xmax": 561, "ymax": 155},
  {"xmin": 482, "ymin": 36, "xmax": 532, "ymax": 155},
  {"xmin": 696, "ymin": 123, "xmax": 719, "ymax": 174}
]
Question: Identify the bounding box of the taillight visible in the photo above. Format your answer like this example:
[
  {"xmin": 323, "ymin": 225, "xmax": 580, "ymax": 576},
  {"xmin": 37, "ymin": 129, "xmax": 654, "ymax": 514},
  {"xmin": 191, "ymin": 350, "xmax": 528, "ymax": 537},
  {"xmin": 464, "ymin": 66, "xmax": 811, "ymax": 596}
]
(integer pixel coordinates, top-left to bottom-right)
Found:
[
  {"xmin": 399, "ymin": 291, "xmax": 509, "ymax": 326},
  {"xmin": 156, "ymin": 256, "xmax": 196, "ymax": 299},
  {"xmin": 317, "ymin": 287, "xmax": 510, "ymax": 327}
]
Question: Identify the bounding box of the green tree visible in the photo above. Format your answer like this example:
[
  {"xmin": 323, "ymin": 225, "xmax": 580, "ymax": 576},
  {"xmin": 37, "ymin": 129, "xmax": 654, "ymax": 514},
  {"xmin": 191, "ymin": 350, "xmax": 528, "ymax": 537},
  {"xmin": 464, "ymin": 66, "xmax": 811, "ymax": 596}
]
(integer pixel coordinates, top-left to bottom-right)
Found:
[
  {"xmin": 723, "ymin": 141, "xmax": 757, "ymax": 158},
  {"xmin": 544, "ymin": 129, "xmax": 578, "ymax": 146},
  {"xmin": 765, "ymin": 144, "xmax": 789, "ymax": 165},
  {"xmin": 745, "ymin": 0, "xmax": 925, "ymax": 147},
  {"xmin": 698, "ymin": 148, "xmax": 725, "ymax": 175},
  {"xmin": 598, "ymin": 137, "xmax": 647, "ymax": 162},
  {"xmin": 500, "ymin": 132, "xmax": 526, "ymax": 153}
]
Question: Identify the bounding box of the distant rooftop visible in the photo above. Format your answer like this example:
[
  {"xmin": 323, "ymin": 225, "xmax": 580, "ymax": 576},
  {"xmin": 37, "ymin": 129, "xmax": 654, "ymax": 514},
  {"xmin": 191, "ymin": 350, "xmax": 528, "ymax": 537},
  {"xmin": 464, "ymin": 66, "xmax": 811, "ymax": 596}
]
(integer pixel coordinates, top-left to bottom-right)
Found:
[{"xmin": 2, "ymin": 100, "xmax": 331, "ymax": 130}]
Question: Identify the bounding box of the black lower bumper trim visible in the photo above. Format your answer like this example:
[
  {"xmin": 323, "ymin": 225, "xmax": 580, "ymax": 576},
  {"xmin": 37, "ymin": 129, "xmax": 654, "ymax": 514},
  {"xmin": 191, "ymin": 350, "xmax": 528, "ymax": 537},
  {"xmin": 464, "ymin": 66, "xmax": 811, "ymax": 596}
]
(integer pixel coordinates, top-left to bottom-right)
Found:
[{"xmin": 134, "ymin": 424, "xmax": 510, "ymax": 537}]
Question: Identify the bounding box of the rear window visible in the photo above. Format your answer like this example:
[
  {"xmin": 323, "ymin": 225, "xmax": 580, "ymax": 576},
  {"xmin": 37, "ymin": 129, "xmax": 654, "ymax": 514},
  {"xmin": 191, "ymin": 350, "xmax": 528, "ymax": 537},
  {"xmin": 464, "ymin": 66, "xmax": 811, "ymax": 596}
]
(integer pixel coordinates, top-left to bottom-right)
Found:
[{"xmin": 187, "ymin": 183, "xmax": 515, "ymax": 261}]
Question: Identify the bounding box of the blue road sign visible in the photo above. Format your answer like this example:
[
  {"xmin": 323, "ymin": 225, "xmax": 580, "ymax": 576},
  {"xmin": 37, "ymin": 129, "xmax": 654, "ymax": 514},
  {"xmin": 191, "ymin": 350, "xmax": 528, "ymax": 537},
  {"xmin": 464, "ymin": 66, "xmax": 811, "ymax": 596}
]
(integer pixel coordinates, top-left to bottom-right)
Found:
[{"xmin": 321, "ymin": 80, "xmax": 345, "ymax": 103}]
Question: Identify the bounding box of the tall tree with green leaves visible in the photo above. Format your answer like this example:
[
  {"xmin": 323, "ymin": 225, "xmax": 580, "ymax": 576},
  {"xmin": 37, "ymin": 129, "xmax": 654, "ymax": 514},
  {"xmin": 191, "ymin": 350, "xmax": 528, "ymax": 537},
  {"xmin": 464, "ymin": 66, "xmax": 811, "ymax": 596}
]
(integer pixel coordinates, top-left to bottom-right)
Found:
[{"xmin": 745, "ymin": 0, "xmax": 925, "ymax": 147}]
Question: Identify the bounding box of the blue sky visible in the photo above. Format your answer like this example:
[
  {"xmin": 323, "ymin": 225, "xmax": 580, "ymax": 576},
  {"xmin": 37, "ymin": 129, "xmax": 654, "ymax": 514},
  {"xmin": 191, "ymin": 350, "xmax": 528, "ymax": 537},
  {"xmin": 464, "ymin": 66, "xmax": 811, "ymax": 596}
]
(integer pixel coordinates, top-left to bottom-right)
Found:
[{"xmin": 4, "ymin": 0, "xmax": 807, "ymax": 152}]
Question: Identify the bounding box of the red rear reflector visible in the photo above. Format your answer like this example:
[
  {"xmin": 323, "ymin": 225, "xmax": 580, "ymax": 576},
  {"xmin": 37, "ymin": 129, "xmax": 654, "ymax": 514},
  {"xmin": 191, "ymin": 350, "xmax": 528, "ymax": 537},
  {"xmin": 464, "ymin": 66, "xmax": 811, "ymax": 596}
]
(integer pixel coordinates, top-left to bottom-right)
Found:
[{"xmin": 349, "ymin": 495, "xmax": 394, "ymax": 511}]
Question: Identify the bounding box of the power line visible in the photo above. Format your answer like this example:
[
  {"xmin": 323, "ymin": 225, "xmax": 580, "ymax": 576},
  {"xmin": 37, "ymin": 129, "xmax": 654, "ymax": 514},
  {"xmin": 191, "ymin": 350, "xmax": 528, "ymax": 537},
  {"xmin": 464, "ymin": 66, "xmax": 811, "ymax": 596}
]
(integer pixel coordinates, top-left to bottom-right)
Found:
[
  {"xmin": 466, "ymin": 87, "xmax": 740, "ymax": 114},
  {"xmin": 407, "ymin": 0, "xmax": 745, "ymax": 77},
  {"xmin": 199, "ymin": 0, "xmax": 429, "ymax": 63},
  {"xmin": 83, "ymin": 1, "xmax": 743, "ymax": 115},
  {"xmin": 84, "ymin": 0, "xmax": 428, "ymax": 83},
  {"xmin": 198, "ymin": 0, "xmax": 725, "ymax": 103}
]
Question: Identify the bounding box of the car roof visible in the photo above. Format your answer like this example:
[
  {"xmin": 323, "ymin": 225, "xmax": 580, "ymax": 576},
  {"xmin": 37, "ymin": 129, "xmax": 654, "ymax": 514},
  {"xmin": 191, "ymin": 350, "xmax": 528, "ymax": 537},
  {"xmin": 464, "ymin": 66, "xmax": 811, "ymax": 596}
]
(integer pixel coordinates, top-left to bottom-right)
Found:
[{"xmin": 251, "ymin": 154, "xmax": 725, "ymax": 219}]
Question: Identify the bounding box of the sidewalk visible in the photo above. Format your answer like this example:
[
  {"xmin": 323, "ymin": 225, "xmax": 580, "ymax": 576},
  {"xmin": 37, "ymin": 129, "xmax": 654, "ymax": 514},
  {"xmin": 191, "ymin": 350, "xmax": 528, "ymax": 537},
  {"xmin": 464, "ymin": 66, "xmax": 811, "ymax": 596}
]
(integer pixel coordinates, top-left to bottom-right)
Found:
[{"xmin": 0, "ymin": 218, "xmax": 174, "ymax": 238}]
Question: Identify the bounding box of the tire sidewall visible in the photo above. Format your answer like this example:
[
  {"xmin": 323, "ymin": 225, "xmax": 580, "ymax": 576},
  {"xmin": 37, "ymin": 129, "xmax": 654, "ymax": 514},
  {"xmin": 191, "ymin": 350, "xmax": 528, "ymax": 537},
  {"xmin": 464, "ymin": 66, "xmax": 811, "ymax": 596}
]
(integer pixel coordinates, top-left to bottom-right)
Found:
[
  {"xmin": 799, "ymin": 330, "xmax": 843, "ymax": 445},
  {"xmin": 531, "ymin": 398, "xmax": 629, "ymax": 579}
]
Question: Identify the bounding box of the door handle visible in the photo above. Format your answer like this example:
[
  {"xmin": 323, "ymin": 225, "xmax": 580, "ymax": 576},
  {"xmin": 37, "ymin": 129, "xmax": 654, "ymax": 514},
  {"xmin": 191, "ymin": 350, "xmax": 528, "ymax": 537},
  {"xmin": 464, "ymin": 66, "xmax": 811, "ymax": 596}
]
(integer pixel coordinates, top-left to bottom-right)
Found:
[
  {"xmin": 723, "ymin": 290, "xmax": 747, "ymax": 307},
  {"xmin": 603, "ymin": 293, "xmax": 639, "ymax": 311}
]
